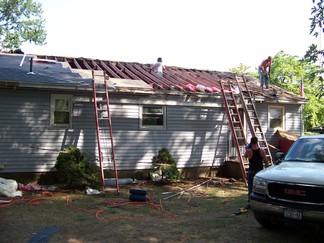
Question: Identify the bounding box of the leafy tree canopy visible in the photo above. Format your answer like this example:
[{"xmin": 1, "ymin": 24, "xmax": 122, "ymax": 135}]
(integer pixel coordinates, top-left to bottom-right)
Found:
[
  {"xmin": 309, "ymin": 0, "xmax": 323, "ymax": 39},
  {"xmin": 0, "ymin": 0, "xmax": 46, "ymax": 50},
  {"xmin": 304, "ymin": 0, "xmax": 323, "ymax": 66},
  {"xmin": 229, "ymin": 63, "xmax": 250, "ymax": 75},
  {"xmin": 229, "ymin": 63, "xmax": 259, "ymax": 78},
  {"xmin": 231, "ymin": 1, "xmax": 324, "ymax": 132},
  {"xmin": 270, "ymin": 51, "xmax": 305, "ymax": 91},
  {"xmin": 269, "ymin": 51, "xmax": 324, "ymax": 130}
]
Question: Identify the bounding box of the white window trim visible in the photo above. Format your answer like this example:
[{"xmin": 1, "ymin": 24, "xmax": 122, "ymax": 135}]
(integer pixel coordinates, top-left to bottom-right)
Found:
[
  {"xmin": 50, "ymin": 94, "xmax": 72, "ymax": 128},
  {"xmin": 268, "ymin": 105, "xmax": 285, "ymax": 130},
  {"xmin": 140, "ymin": 105, "xmax": 166, "ymax": 130}
]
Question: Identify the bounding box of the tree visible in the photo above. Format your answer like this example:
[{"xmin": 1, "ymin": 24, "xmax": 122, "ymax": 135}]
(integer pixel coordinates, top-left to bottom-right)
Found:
[
  {"xmin": 270, "ymin": 51, "xmax": 324, "ymax": 131},
  {"xmin": 229, "ymin": 63, "xmax": 259, "ymax": 78},
  {"xmin": 0, "ymin": 0, "xmax": 46, "ymax": 50},
  {"xmin": 229, "ymin": 63, "xmax": 250, "ymax": 75},
  {"xmin": 310, "ymin": 0, "xmax": 323, "ymax": 39},
  {"xmin": 301, "ymin": 0, "xmax": 324, "ymax": 130},
  {"xmin": 270, "ymin": 51, "xmax": 306, "ymax": 93},
  {"xmin": 304, "ymin": 0, "xmax": 323, "ymax": 66}
]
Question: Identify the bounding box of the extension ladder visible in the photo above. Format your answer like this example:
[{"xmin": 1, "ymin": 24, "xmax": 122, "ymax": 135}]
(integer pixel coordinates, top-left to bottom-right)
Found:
[
  {"xmin": 220, "ymin": 80, "xmax": 248, "ymax": 184},
  {"xmin": 92, "ymin": 70, "xmax": 120, "ymax": 193},
  {"xmin": 234, "ymin": 75, "xmax": 273, "ymax": 165}
]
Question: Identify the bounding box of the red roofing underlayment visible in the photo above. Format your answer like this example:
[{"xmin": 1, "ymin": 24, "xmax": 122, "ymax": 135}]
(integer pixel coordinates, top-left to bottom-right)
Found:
[{"xmin": 36, "ymin": 55, "xmax": 305, "ymax": 101}]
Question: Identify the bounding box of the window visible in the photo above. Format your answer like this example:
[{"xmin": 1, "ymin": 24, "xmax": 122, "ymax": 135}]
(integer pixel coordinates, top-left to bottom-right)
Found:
[
  {"xmin": 140, "ymin": 105, "xmax": 166, "ymax": 129},
  {"xmin": 50, "ymin": 94, "xmax": 72, "ymax": 128},
  {"xmin": 269, "ymin": 106, "xmax": 284, "ymax": 130}
]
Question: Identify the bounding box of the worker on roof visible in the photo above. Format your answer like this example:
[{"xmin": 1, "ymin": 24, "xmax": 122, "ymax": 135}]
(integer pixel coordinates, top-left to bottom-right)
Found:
[
  {"xmin": 151, "ymin": 57, "xmax": 165, "ymax": 77},
  {"xmin": 258, "ymin": 56, "xmax": 272, "ymax": 90}
]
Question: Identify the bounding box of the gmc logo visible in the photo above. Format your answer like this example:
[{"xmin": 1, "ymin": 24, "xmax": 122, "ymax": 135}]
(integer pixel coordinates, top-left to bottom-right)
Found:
[{"xmin": 284, "ymin": 188, "xmax": 306, "ymax": 196}]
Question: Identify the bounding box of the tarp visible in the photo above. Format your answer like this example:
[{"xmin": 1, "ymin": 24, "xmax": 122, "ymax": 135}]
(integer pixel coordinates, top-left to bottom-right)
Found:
[{"xmin": 0, "ymin": 177, "xmax": 22, "ymax": 197}]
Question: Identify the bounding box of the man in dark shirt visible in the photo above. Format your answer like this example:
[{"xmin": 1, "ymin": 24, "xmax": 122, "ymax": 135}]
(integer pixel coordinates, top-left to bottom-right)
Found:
[{"xmin": 244, "ymin": 136, "xmax": 269, "ymax": 200}]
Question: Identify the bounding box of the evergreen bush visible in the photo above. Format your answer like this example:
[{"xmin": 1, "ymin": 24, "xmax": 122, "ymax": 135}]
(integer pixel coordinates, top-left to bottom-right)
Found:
[
  {"xmin": 151, "ymin": 148, "xmax": 180, "ymax": 181},
  {"xmin": 55, "ymin": 146, "xmax": 101, "ymax": 189}
]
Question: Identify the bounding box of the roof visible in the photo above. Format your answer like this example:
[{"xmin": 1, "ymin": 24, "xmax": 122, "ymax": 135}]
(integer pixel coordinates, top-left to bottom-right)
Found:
[
  {"xmin": 0, "ymin": 52, "xmax": 306, "ymax": 103},
  {"xmin": 0, "ymin": 53, "xmax": 88, "ymax": 89}
]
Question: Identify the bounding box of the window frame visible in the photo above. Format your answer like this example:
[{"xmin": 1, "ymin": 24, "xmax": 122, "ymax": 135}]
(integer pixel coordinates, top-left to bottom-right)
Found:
[
  {"xmin": 140, "ymin": 105, "xmax": 166, "ymax": 130},
  {"xmin": 268, "ymin": 106, "xmax": 285, "ymax": 130},
  {"xmin": 50, "ymin": 94, "xmax": 72, "ymax": 128}
]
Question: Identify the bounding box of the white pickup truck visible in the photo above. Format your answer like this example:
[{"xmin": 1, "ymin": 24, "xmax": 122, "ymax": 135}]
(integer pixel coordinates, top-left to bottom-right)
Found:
[{"xmin": 250, "ymin": 134, "xmax": 324, "ymax": 227}]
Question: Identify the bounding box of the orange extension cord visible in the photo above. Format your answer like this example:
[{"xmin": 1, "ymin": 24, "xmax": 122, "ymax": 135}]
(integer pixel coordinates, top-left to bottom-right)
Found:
[
  {"xmin": 0, "ymin": 191, "xmax": 54, "ymax": 207},
  {"xmin": 1, "ymin": 191, "xmax": 176, "ymax": 221}
]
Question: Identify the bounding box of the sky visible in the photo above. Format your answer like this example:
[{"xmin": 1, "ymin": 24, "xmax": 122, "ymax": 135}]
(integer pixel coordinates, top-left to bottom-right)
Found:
[{"xmin": 21, "ymin": 0, "xmax": 322, "ymax": 72}]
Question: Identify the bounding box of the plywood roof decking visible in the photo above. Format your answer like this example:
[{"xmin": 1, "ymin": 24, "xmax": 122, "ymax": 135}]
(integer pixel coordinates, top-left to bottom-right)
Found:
[{"xmin": 109, "ymin": 78, "xmax": 153, "ymax": 90}]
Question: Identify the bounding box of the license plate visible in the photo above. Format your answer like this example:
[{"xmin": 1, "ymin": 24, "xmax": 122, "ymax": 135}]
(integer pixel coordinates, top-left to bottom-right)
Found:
[{"xmin": 283, "ymin": 208, "xmax": 303, "ymax": 220}]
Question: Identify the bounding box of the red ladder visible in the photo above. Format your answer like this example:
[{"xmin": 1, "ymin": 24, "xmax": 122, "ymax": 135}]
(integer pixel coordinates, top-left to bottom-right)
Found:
[
  {"xmin": 220, "ymin": 80, "xmax": 248, "ymax": 184},
  {"xmin": 92, "ymin": 70, "xmax": 120, "ymax": 194}
]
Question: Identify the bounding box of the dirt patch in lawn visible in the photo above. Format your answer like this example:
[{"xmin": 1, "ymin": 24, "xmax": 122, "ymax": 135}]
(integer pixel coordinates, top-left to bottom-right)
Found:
[{"xmin": 1, "ymin": 178, "xmax": 324, "ymax": 243}]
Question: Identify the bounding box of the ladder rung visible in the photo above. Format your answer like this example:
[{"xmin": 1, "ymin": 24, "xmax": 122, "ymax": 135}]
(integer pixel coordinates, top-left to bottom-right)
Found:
[
  {"xmin": 96, "ymin": 100, "xmax": 107, "ymax": 103},
  {"xmin": 234, "ymin": 128, "xmax": 243, "ymax": 132}
]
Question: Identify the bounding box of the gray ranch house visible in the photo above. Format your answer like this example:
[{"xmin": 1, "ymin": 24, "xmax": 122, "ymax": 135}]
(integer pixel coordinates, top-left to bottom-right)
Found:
[{"xmin": 0, "ymin": 53, "xmax": 306, "ymax": 181}]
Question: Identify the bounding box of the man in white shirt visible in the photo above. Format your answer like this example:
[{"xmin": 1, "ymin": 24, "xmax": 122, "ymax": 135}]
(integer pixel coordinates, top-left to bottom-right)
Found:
[{"xmin": 151, "ymin": 57, "xmax": 164, "ymax": 77}]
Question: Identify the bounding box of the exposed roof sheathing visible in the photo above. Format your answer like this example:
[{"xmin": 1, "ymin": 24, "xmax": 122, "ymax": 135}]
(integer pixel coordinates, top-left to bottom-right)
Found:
[{"xmin": 0, "ymin": 53, "xmax": 307, "ymax": 103}]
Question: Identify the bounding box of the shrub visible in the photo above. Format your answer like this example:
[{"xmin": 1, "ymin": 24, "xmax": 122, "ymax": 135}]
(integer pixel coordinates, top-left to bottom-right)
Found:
[
  {"xmin": 55, "ymin": 146, "xmax": 101, "ymax": 189},
  {"xmin": 151, "ymin": 148, "xmax": 180, "ymax": 181},
  {"xmin": 152, "ymin": 147, "xmax": 176, "ymax": 165}
]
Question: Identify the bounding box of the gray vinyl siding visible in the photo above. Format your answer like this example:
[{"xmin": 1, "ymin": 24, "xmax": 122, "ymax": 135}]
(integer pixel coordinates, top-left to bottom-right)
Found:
[
  {"xmin": 111, "ymin": 105, "xmax": 228, "ymax": 170},
  {"xmin": 0, "ymin": 88, "xmax": 303, "ymax": 173},
  {"xmin": 256, "ymin": 103, "xmax": 302, "ymax": 138},
  {"xmin": 284, "ymin": 104, "xmax": 303, "ymax": 134},
  {"xmin": 0, "ymin": 90, "xmax": 96, "ymax": 172},
  {"xmin": 0, "ymin": 90, "xmax": 53, "ymax": 172},
  {"xmin": 0, "ymin": 89, "xmax": 228, "ymax": 173}
]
